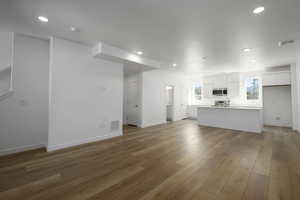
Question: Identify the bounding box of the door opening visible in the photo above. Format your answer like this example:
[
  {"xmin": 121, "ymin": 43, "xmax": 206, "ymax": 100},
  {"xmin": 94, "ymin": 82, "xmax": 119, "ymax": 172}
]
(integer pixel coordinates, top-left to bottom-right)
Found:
[
  {"xmin": 124, "ymin": 75, "xmax": 140, "ymax": 127},
  {"xmin": 263, "ymin": 85, "xmax": 292, "ymax": 127},
  {"xmin": 166, "ymin": 85, "xmax": 175, "ymax": 122}
]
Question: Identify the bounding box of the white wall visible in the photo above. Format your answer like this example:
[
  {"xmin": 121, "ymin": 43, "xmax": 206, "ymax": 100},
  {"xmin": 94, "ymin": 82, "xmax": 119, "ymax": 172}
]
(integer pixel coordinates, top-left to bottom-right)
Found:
[
  {"xmin": 263, "ymin": 86, "xmax": 292, "ymax": 127},
  {"xmin": 141, "ymin": 70, "xmax": 189, "ymax": 127},
  {"xmin": 48, "ymin": 37, "xmax": 123, "ymax": 151},
  {"xmin": 0, "ymin": 34, "xmax": 49, "ymax": 155}
]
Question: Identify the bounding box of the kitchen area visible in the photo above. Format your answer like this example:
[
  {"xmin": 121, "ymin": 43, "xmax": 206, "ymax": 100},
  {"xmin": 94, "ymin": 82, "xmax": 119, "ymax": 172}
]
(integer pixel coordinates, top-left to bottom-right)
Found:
[{"xmin": 188, "ymin": 67, "xmax": 292, "ymax": 133}]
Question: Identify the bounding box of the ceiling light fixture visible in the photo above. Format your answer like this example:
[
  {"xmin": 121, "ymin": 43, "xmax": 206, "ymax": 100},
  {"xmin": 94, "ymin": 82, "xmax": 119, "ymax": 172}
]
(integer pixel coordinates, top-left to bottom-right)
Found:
[
  {"xmin": 70, "ymin": 26, "xmax": 80, "ymax": 32},
  {"xmin": 243, "ymin": 48, "xmax": 252, "ymax": 52},
  {"xmin": 137, "ymin": 51, "xmax": 143, "ymax": 55},
  {"xmin": 251, "ymin": 59, "xmax": 257, "ymax": 63},
  {"xmin": 172, "ymin": 63, "xmax": 177, "ymax": 67},
  {"xmin": 38, "ymin": 16, "xmax": 49, "ymax": 22},
  {"xmin": 253, "ymin": 6, "xmax": 265, "ymax": 14}
]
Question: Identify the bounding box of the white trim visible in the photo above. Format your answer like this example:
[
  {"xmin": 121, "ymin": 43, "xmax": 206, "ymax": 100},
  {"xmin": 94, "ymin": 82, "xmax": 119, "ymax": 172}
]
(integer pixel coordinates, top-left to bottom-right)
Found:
[
  {"xmin": 46, "ymin": 131, "xmax": 122, "ymax": 152},
  {"xmin": 291, "ymin": 64, "xmax": 297, "ymax": 131},
  {"xmin": 262, "ymin": 71, "xmax": 291, "ymax": 75},
  {"xmin": 141, "ymin": 120, "xmax": 167, "ymax": 128},
  {"xmin": 47, "ymin": 37, "xmax": 54, "ymax": 151},
  {"xmin": 10, "ymin": 32, "xmax": 14, "ymax": 93},
  {"xmin": 0, "ymin": 143, "xmax": 45, "ymax": 156}
]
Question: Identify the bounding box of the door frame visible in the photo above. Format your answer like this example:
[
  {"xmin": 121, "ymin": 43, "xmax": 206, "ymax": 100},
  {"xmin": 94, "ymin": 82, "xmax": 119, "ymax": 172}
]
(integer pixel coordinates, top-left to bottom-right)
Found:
[{"xmin": 126, "ymin": 77, "xmax": 140, "ymax": 127}]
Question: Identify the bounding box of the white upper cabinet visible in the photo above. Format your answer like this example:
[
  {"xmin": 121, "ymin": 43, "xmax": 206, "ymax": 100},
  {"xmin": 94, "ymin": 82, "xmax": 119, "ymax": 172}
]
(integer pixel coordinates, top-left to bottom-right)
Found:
[
  {"xmin": 262, "ymin": 71, "xmax": 291, "ymax": 86},
  {"xmin": 203, "ymin": 83, "xmax": 213, "ymax": 98},
  {"xmin": 202, "ymin": 73, "xmax": 241, "ymax": 98},
  {"xmin": 227, "ymin": 72, "xmax": 240, "ymax": 83},
  {"xmin": 228, "ymin": 81, "xmax": 240, "ymax": 98},
  {"xmin": 227, "ymin": 72, "xmax": 240, "ymax": 98},
  {"xmin": 212, "ymin": 74, "xmax": 227, "ymax": 88}
]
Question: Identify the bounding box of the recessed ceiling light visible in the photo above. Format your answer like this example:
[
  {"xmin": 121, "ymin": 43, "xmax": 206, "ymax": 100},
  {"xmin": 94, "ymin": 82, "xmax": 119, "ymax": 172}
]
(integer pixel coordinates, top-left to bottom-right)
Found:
[
  {"xmin": 243, "ymin": 48, "xmax": 252, "ymax": 52},
  {"xmin": 253, "ymin": 6, "xmax": 265, "ymax": 14},
  {"xmin": 70, "ymin": 26, "xmax": 80, "ymax": 32},
  {"xmin": 38, "ymin": 16, "xmax": 49, "ymax": 22},
  {"xmin": 137, "ymin": 51, "xmax": 143, "ymax": 55},
  {"xmin": 172, "ymin": 63, "xmax": 177, "ymax": 67}
]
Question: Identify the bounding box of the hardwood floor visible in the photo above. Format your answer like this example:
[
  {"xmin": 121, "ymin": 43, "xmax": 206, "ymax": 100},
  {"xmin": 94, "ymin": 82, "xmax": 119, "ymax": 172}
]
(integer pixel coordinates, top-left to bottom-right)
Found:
[{"xmin": 1, "ymin": 120, "xmax": 300, "ymax": 200}]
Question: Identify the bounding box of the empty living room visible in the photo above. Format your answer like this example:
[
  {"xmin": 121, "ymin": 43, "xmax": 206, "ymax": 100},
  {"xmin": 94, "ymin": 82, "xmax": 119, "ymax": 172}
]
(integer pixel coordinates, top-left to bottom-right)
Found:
[{"xmin": 1, "ymin": 0, "xmax": 300, "ymax": 200}]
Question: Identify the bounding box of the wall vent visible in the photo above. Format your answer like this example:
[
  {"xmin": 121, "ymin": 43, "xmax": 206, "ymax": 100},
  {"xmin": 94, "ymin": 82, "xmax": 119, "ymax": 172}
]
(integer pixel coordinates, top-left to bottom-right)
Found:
[
  {"xmin": 278, "ymin": 40, "xmax": 295, "ymax": 47},
  {"xmin": 110, "ymin": 120, "xmax": 120, "ymax": 131}
]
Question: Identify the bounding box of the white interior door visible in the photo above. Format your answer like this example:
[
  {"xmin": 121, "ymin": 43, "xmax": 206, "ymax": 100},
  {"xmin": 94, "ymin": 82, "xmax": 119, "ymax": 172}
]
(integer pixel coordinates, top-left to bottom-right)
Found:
[{"xmin": 127, "ymin": 79, "xmax": 139, "ymax": 126}]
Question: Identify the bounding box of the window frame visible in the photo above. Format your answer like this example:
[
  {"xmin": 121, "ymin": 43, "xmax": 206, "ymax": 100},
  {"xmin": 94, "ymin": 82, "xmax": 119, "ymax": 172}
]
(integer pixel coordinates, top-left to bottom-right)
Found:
[
  {"xmin": 192, "ymin": 82, "xmax": 202, "ymax": 105},
  {"xmin": 245, "ymin": 76, "xmax": 261, "ymax": 103}
]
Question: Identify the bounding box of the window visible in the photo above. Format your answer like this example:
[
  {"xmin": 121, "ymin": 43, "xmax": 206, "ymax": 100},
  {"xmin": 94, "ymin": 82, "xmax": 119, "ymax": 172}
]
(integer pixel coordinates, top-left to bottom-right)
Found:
[
  {"xmin": 192, "ymin": 83, "xmax": 202, "ymax": 104},
  {"xmin": 246, "ymin": 77, "xmax": 259, "ymax": 100}
]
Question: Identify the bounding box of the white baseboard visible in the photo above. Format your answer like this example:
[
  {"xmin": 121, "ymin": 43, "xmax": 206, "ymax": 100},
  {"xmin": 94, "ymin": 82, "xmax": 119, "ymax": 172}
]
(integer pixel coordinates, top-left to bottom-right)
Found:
[
  {"xmin": 47, "ymin": 131, "xmax": 122, "ymax": 152},
  {"xmin": 141, "ymin": 120, "xmax": 167, "ymax": 128},
  {"xmin": 0, "ymin": 143, "xmax": 45, "ymax": 156}
]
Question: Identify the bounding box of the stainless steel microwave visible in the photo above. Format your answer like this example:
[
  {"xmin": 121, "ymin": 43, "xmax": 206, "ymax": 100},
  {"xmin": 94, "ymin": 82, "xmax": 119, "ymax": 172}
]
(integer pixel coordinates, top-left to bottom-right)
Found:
[{"xmin": 212, "ymin": 88, "xmax": 228, "ymax": 96}]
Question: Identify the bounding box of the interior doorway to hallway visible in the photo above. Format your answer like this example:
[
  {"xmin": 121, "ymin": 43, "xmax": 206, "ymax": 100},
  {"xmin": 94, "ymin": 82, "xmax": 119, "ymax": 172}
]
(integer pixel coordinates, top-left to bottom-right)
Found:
[{"xmin": 166, "ymin": 85, "xmax": 175, "ymax": 122}]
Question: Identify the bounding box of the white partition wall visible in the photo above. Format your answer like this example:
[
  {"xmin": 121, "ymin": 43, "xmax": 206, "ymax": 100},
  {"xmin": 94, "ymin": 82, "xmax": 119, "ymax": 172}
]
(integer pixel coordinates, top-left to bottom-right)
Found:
[
  {"xmin": 47, "ymin": 37, "xmax": 123, "ymax": 151},
  {"xmin": 0, "ymin": 34, "xmax": 49, "ymax": 155},
  {"xmin": 140, "ymin": 70, "xmax": 189, "ymax": 127}
]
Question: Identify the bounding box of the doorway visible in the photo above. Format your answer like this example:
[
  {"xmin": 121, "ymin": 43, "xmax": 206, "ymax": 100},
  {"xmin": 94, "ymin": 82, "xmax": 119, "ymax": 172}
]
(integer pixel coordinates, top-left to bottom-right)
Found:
[
  {"xmin": 263, "ymin": 85, "xmax": 292, "ymax": 127},
  {"xmin": 166, "ymin": 85, "xmax": 175, "ymax": 121},
  {"xmin": 126, "ymin": 78, "xmax": 139, "ymax": 126}
]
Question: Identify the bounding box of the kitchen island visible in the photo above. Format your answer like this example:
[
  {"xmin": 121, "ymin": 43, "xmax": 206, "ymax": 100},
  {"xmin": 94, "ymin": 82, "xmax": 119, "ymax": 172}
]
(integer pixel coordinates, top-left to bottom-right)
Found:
[{"xmin": 197, "ymin": 106, "xmax": 263, "ymax": 133}]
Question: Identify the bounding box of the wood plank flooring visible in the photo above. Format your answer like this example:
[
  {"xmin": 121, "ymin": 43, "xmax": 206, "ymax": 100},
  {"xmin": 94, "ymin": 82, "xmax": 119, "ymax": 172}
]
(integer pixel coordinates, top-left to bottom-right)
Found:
[{"xmin": 1, "ymin": 120, "xmax": 300, "ymax": 200}]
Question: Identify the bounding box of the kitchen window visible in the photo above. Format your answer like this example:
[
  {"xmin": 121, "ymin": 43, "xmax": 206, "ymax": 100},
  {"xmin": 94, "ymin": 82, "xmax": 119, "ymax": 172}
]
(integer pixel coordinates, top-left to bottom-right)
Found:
[
  {"xmin": 192, "ymin": 83, "xmax": 202, "ymax": 104},
  {"xmin": 246, "ymin": 77, "xmax": 259, "ymax": 100}
]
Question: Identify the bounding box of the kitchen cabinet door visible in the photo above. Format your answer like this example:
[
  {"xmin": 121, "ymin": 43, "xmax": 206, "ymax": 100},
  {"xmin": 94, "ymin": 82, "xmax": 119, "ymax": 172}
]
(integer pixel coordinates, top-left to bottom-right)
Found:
[
  {"xmin": 227, "ymin": 73, "xmax": 240, "ymax": 82},
  {"xmin": 203, "ymin": 83, "xmax": 213, "ymax": 98},
  {"xmin": 228, "ymin": 82, "xmax": 240, "ymax": 98}
]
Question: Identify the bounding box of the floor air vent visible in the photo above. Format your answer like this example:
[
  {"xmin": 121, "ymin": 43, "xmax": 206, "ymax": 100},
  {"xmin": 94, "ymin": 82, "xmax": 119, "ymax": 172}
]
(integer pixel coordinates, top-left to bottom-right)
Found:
[{"xmin": 110, "ymin": 120, "xmax": 120, "ymax": 131}]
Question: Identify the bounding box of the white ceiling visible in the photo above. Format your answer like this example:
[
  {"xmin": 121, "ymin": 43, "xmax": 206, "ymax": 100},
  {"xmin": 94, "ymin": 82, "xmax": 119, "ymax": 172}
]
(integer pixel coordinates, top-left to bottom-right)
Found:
[{"xmin": 1, "ymin": 0, "xmax": 300, "ymax": 74}]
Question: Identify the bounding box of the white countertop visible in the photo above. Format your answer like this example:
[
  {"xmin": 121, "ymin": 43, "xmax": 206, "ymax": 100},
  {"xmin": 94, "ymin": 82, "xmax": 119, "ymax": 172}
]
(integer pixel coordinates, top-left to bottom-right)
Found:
[{"xmin": 197, "ymin": 105, "xmax": 263, "ymax": 110}]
